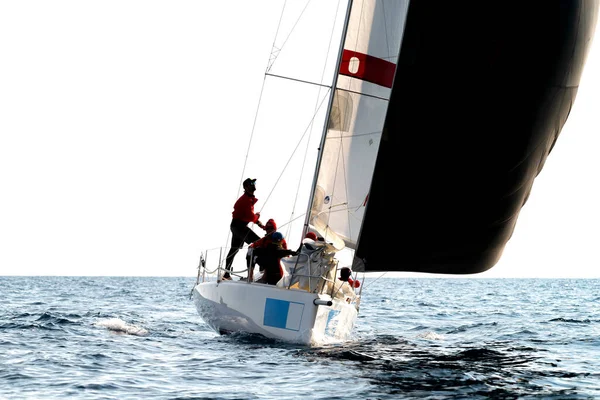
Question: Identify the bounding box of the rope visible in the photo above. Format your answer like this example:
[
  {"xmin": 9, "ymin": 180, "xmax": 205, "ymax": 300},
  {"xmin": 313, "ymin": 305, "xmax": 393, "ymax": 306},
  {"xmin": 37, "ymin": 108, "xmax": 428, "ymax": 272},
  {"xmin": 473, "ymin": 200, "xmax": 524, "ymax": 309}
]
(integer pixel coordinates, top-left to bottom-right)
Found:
[{"xmin": 359, "ymin": 271, "xmax": 388, "ymax": 290}]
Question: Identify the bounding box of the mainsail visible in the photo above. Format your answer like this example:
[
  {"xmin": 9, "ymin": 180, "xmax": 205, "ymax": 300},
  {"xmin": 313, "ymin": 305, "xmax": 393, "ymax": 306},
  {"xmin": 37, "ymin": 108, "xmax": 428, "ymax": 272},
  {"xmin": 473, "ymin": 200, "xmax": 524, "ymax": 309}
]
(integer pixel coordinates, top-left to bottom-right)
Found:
[{"xmin": 307, "ymin": 0, "xmax": 409, "ymax": 251}]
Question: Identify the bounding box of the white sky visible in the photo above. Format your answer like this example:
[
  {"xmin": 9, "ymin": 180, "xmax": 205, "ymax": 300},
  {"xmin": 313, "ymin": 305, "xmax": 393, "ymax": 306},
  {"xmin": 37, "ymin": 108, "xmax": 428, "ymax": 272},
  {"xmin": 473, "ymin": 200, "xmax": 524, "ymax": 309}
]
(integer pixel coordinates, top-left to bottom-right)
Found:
[{"xmin": 1, "ymin": 2, "xmax": 598, "ymax": 278}]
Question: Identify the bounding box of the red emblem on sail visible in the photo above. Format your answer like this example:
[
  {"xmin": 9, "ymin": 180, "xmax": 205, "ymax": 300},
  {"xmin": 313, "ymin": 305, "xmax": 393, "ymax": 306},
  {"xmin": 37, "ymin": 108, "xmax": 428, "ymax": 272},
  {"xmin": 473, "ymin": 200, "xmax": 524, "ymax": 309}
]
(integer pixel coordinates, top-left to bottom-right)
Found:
[{"xmin": 339, "ymin": 50, "xmax": 396, "ymax": 88}]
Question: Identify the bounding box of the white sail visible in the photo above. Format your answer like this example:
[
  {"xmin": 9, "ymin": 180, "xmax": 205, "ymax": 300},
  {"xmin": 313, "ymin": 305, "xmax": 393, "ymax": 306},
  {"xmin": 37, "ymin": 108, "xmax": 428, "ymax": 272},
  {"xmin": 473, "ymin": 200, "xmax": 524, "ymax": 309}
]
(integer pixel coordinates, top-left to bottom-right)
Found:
[{"xmin": 309, "ymin": 0, "xmax": 409, "ymax": 249}]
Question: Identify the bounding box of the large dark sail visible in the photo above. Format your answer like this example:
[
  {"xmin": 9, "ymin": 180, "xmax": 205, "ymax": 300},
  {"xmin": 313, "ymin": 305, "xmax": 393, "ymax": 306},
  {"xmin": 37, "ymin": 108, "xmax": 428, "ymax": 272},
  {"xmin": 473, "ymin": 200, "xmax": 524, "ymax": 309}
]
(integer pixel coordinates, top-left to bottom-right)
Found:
[{"xmin": 354, "ymin": 1, "xmax": 599, "ymax": 273}]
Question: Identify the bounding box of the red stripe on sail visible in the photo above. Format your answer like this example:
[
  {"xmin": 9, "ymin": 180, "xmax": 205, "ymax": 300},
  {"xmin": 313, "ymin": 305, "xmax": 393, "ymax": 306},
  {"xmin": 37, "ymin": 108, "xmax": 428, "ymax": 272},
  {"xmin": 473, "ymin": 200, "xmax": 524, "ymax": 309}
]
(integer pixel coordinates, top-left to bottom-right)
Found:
[{"xmin": 339, "ymin": 50, "xmax": 396, "ymax": 88}]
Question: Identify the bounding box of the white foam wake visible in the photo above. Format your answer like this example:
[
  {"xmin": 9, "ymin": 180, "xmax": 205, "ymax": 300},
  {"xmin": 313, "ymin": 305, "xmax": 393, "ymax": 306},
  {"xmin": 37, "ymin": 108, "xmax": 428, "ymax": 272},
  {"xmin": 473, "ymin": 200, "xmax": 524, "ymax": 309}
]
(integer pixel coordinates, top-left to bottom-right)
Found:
[
  {"xmin": 94, "ymin": 318, "xmax": 148, "ymax": 336},
  {"xmin": 417, "ymin": 331, "xmax": 445, "ymax": 340}
]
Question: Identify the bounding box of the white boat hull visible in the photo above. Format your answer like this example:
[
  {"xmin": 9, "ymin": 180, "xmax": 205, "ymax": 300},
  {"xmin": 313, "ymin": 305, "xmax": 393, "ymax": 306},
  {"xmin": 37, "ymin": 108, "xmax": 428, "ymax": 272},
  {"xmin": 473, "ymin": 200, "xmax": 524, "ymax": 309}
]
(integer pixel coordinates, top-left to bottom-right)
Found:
[{"xmin": 192, "ymin": 280, "xmax": 357, "ymax": 345}]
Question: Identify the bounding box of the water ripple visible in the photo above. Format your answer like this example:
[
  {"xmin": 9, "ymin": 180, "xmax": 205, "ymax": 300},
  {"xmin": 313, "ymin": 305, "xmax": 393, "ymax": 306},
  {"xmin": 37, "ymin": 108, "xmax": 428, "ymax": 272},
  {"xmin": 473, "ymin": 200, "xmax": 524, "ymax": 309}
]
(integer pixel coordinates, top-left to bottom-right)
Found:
[{"xmin": 0, "ymin": 276, "xmax": 598, "ymax": 399}]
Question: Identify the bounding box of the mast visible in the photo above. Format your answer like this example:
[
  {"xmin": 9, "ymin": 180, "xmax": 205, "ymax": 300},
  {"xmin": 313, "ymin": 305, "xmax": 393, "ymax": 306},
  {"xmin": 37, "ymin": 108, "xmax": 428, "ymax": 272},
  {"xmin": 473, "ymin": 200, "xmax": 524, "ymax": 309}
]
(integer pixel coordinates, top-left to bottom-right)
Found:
[{"xmin": 301, "ymin": 0, "xmax": 354, "ymax": 240}]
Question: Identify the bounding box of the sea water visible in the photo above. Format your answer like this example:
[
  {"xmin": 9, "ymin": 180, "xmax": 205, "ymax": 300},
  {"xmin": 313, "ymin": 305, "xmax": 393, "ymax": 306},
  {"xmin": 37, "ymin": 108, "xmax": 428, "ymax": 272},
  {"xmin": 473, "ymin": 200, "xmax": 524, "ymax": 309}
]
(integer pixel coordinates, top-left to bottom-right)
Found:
[{"xmin": 1, "ymin": 276, "xmax": 599, "ymax": 399}]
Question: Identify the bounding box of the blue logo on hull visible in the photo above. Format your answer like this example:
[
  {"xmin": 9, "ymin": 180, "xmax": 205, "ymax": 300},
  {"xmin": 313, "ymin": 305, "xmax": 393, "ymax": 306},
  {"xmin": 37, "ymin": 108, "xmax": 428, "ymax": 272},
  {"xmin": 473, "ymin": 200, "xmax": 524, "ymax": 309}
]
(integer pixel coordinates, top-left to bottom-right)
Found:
[{"xmin": 264, "ymin": 298, "xmax": 304, "ymax": 331}]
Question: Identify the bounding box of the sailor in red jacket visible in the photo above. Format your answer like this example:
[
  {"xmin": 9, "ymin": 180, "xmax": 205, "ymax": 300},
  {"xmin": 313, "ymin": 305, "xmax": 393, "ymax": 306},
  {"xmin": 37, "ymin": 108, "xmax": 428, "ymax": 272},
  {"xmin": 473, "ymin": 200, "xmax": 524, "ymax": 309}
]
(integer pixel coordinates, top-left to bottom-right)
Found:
[
  {"xmin": 223, "ymin": 178, "xmax": 265, "ymax": 280},
  {"xmin": 250, "ymin": 219, "xmax": 288, "ymax": 253},
  {"xmin": 253, "ymin": 232, "xmax": 297, "ymax": 285},
  {"xmin": 246, "ymin": 219, "xmax": 288, "ymax": 280}
]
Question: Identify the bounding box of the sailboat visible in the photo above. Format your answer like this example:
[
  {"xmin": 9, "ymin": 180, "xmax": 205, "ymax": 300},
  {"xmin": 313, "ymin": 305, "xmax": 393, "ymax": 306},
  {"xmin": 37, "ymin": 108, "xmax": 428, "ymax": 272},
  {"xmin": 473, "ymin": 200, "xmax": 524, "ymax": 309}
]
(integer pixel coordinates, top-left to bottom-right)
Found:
[{"xmin": 191, "ymin": 0, "xmax": 598, "ymax": 345}]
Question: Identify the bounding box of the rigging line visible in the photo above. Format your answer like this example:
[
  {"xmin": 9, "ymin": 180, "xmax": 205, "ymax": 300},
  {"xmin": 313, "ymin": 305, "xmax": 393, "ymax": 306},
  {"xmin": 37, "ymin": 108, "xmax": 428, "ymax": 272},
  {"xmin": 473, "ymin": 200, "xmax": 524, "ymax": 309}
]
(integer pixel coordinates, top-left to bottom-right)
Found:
[
  {"xmin": 360, "ymin": 271, "xmax": 388, "ymax": 290},
  {"xmin": 258, "ymin": 88, "xmax": 332, "ymax": 214},
  {"xmin": 267, "ymin": 0, "xmax": 314, "ymax": 72},
  {"xmin": 274, "ymin": 212, "xmax": 308, "ymax": 241},
  {"xmin": 224, "ymin": 74, "xmax": 275, "ymax": 253},
  {"xmin": 322, "ymin": 79, "xmax": 350, "ymax": 239},
  {"xmin": 323, "ymin": 107, "xmax": 346, "ymax": 239},
  {"xmin": 350, "ymin": 0, "xmax": 365, "ymax": 57},
  {"xmin": 325, "ymin": 0, "xmax": 362, "ymax": 241},
  {"xmin": 380, "ymin": 0, "xmax": 391, "ymax": 62},
  {"xmin": 325, "ymin": 129, "xmax": 382, "ymax": 140},
  {"xmin": 265, "ymin": 72, "xmax": 333, "ymax": 90},
  {"xmin": 316, "ymin": 207, "xmax": 364, "ymax": 228},
  {"xmin": 336, "ymin": 86, "xmax": 391, "ymax": 102},
  {"xmin": 320, "ymin": 0, "xmax": 351, "ymax": 237},
  {"xmin": 221, "ymin": 3, "xmax": 295, "ymax": 254},
  {"xmin": 222, "ymin": 72, "xmax": 269, "ymax": 253},
  {"xmin": 286, "ymin": 0, "xmax": 346, "ymax": 244},
  {"xmin": 301, "ymin": 0, "xmax": 354, "ymax": 242},
  {"xmin": 220, "ymin": 1, "xmax": 294, "ymax": 256},
  {"xmin": 220, "ymin": 1, "xmax": 316, "ymax": 259},
  {"xmin": 267, "ymin": 0, "xmax": 288, "ymax": 72}
]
